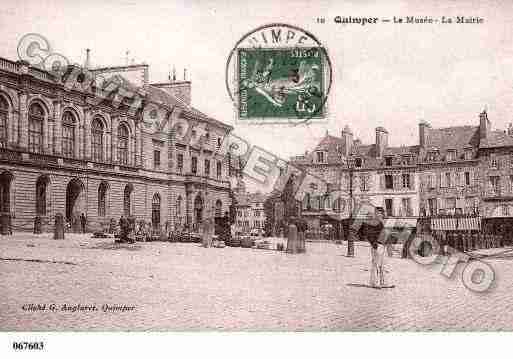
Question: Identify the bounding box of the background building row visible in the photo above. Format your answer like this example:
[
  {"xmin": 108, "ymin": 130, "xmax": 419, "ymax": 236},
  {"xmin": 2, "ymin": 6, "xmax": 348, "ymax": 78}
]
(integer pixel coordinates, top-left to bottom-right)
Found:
[{"xmin": 287, "ymin": 109, "xmax": 513, "ymax": 230}]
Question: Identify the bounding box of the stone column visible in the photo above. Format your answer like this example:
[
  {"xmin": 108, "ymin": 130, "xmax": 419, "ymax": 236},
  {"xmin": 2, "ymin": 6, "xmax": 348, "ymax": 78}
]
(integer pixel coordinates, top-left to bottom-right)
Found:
[
  {"xmin": 185, "ymin": 186, "xmax": 193, "ymax": 229},
  {"xmin": 134, "ymin": 123, "xmax": 140, "ymax": 166},
  {"xmin": 111, "ymin": 117, "xmax": 118, "ymax": 163},
  {"xmin": 42, "ymin": 110, "xmax": 48, "ymax": 154},
  {"xmin": 53, "ymin": 100, "xmax": 62, "ymax": 155},
  {"xmin": 18, "ymin": 92, "xmax": 28, "ymax": 149},
  {"xmin": 7, "ymin": 107, "xmax": 16, "ymax": 144},
  {"xmin": 74, "ymin": 121, "xmax": 80, "ymax": 158},
  {"xmin": 105, "ymin": 126, "xmax": 111, "ymax": 163},
  {"xmin": 84, "ymin": 111, "xmax": 91, "ymax": 160},
  {"xmin": 130, "ymin": 133, "xmax": 135, "ymax": 166}
]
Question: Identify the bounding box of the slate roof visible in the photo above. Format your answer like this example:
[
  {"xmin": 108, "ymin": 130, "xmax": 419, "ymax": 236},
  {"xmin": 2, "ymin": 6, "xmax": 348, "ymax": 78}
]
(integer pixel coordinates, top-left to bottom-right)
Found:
[
  {"xmin": 97, "ymin": 71, "xmax": 232, "ymax": 130},
  {"xmin": 424, "ymin": 125, "xmax": 479, "ymax": 151},
  {"xmin": 235, "ymin": 192, "xmax": 267, "ymax": 206},
  {"xmin": 313, "ymin": 135, "xmax": 342, "ymax": 151},
  {"xmin": 302, "ymin": 132, "xmax": 418, "ymax": 167},
  {"xmin": 480, "ymin": 130, "xmax": 513, "ymax": 148}
]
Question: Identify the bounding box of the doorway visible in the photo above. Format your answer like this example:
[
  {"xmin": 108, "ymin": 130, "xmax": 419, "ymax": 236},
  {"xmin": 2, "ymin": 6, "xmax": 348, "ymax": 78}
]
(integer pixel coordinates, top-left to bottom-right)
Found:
[
  {"xmin": 0, "ymin": 171, "xmax": 12, "ymax": 213},
  {"xmin": 65, "ymin": 178, "xmax": 85, "ymax": 222},
  {"xmin": 194, "ymin": 195, "xmax": 203, "ymax": 228}
]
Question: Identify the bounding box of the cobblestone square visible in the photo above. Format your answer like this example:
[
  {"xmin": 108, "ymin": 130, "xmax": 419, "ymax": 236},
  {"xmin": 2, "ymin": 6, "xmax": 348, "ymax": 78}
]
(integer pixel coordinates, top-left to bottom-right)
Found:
[{"xmin": 2, "ymin": 234, "xmax": 513, "ymax": 331}]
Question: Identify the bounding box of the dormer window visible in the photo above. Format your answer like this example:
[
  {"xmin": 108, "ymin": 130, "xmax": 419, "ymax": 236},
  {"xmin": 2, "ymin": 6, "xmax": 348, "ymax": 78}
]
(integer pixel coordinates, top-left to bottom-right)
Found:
[
  {"xmin": 385, "ymin": 156, "xmax": 393, "ymax": 166},
  {"xmin": 316, "ymin": 151, "xmax": 326, "ymax": 163},
  {"xmin": 401, "ymin": 154, "xmax": 413, "ymax": 165},
  {"xmin": 464, "ymin": 148, "xmax": 473, "ymax": 160},
  {"xmin": 354, "ymin": 157, "xmax": 363, "ymax": 168},
  {"xmin": 446, "ymin": 149, "xmax": 457, "ymax": 161},
  {"xmin": 491, "ymin": 156, "xmax": 498, "ymax": 168},
  {"xmin": 426, "ymin": 150, "xmax": 438, "ymax": 162}
]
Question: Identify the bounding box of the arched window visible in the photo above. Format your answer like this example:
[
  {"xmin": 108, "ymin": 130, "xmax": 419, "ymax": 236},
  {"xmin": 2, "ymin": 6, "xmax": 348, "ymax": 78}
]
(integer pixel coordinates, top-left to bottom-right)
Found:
[
  {"xmin": 61, "ymin": 111, "xmax": 76, "ymax": 158},
  {"xmin": 152, "ymin": 193, "xmax": 161, "ymax": 226},
  {"xmin": 28, "ymin": 103, "xmax": 44, "ymax": 153},
  {"xmin": 215, "ymin": 200, "xmax": 222, "ymax": 217},
  {"xmin": 98, "ymin": 182, "xmax": 108, "ymax": 217},
  {"xmin": 118, "ymin": 123, "xmax": 129, "ymax": 165},
  {"xmin": 0, "ymin": 96, "xmax": 8, "ymax": 146},
  {"xmin": 91, "ymin": 117, "xmax": 104, "ymax": 162},
  {"xmin": 35, "ymin": 176, "xmax": 49, "ymax": 216},
  {"xmin": 123, "ymin": 184, "xmax": 132, "ymax": 216}
]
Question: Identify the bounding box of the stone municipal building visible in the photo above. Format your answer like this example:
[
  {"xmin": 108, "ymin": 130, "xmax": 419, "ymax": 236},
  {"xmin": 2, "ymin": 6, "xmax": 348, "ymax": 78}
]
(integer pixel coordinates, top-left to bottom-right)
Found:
[{"xmin": 0, "ymin": 54, "xmax": 233, "ymax": 232}]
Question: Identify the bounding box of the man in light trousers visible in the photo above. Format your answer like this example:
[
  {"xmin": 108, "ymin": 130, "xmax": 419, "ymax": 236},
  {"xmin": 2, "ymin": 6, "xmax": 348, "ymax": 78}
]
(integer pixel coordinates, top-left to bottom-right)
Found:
[{"xmin": 366, "ymin": 208, "xmax": 387, "ymax": 288}]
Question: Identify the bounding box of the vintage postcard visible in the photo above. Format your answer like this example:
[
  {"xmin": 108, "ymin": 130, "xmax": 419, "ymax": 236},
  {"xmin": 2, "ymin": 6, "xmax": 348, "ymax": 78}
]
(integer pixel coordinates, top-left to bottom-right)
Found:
[{"xmin": 1, "ymin": 0, "xmax": 512, "ymax": 357}]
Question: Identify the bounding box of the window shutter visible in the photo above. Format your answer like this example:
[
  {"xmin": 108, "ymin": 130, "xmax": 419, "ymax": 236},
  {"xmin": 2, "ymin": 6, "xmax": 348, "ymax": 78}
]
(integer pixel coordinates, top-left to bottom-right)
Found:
[
  {"xmin": 410, "ymin": 173, "xmax": 415, "ymax": 190},
  {"xmin": 393, "ymin": 174, "xmax": 400, "ymax": 189},
  {"xmin": 368, "ymin": 174, "xmax": 374, "ymax": 189},
  {"xmin": 437, "ymin": 198, "xmax": 443, "ymax": 212},
  {"xmin": 440, "ymin": 172, "xmax": 445, "ymax": 188},
  {"xmin": 312, "ymin": 196, "xmax": 319, "ymax": 210},
  {"xmin": 456, "ymin": 197, "xmax": 464, "ymax": 210},
  {"xmin": 379, "ymin": 174, "xmax": 384, "ymax": 190}
]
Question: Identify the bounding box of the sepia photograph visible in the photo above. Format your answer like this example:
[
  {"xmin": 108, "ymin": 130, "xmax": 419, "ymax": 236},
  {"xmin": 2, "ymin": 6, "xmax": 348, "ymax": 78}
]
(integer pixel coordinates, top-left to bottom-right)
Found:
[{"xmin": 1, "ymin": 0, "xmax": 513, "ymax": 356}]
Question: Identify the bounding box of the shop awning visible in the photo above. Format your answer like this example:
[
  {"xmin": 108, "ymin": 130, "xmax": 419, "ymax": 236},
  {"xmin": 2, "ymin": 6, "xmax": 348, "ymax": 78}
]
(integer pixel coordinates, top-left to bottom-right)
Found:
[
  {"xmin": 431, "ymin": 217, "xmax": 481, "ymax": 231},
  {"xmin": 383, "ymin": 218, "xmax": 418, "ymax": 228}
]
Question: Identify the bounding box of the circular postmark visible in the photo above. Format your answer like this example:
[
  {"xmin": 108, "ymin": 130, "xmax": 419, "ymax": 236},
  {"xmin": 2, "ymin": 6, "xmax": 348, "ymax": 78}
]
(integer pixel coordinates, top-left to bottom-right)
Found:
[{"xmin": 225, "ymin": 23, "xmax": 333, "ymax": 126}]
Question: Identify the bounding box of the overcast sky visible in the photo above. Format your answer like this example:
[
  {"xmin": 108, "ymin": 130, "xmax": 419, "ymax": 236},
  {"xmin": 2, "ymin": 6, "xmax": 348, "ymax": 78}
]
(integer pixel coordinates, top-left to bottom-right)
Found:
[{"xmin": 1, "ymin": 0, "xmax": 513, "ymax": 164}]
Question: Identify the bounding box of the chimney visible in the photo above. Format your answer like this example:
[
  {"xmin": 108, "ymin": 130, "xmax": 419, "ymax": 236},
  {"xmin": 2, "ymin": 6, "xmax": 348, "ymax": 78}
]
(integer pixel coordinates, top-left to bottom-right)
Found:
[
  {"xmin": 84, "ymin": 48, "xmax": 90, "ymax": 70},
  {"xmin": 479, "ymin": 109, "xmax": 490, "ymax": 139},
  {"xmin": 341, "ymin": 125, "xmax": 353, "ymax": 156},
  {"xmin": 419, "ymin": 120, "xmax": 430, "ymax": 148},
  {"xmin": 375, "ymin": 126, "xmax": 388, "ymax": 158},
  {"xmin": 151, "ymin": 80, "xmax": 192, "ymax": 105}
]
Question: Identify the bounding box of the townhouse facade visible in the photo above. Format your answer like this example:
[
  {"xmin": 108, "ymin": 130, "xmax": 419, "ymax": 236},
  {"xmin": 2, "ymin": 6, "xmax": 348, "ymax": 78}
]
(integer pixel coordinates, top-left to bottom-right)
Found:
[
  {"xmin": 290, "ymin": 126, "xmax": 419, "ymax": 229},
  {"xmin": 417, "ymin": 120, "xmax": 480, "ymax": 217},
  {"xmin": 233, "ymin": 180, "xmax": 267, "ymax": 233},
  {"xmin": 0, "ymin": 54, "xmax": 234, "ymax": 233}
]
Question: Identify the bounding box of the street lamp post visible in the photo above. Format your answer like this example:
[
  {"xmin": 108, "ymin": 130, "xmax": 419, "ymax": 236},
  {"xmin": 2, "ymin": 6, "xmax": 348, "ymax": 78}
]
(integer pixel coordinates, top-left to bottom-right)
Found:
[{"xmin": 346, "ymin": 157, "xmax": 355, "ymax": 257}]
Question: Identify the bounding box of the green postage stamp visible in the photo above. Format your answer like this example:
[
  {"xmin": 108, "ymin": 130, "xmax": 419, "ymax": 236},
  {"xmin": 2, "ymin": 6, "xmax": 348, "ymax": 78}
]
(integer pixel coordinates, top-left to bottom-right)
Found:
[{"xmin": 238, "ymin": 47, "xmax": 327, "ymax": 121}]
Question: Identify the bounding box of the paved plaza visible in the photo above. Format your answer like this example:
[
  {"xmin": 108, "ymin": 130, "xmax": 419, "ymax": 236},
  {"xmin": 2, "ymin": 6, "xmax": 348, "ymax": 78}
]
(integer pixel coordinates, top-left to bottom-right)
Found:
[{"xmin": 1, "ymin": 233, "xmax": 513, "ymax": 331}]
